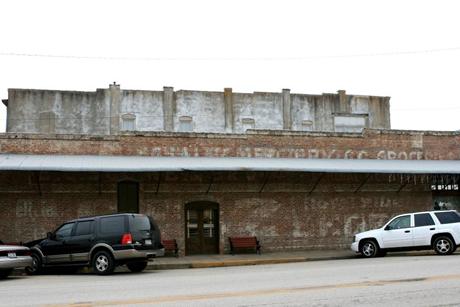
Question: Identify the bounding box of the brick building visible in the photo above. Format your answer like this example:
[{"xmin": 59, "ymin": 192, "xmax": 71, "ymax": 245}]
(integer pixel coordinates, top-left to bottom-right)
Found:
[{"xmin": 1, "ymin": 85, "xmax": 459, "ymax": 255}]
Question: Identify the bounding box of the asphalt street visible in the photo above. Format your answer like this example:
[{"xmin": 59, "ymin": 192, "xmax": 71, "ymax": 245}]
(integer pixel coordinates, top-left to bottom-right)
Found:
[{"xmin": 2, "ymin": 254, "xmax": 460, "ymax": 307}]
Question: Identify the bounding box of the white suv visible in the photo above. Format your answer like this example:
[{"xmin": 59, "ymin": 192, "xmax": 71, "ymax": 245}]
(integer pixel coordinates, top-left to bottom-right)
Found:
[{"xmin": 351, "ymin": 210, "xmax": 460, "ymax": 257}]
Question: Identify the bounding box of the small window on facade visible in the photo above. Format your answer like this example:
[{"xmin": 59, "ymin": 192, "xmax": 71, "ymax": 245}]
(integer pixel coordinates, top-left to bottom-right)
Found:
[
  {"xmin": 301, "ymin": 120, "xmax": 313, "ymax": 131},
  {"xmin": 121, "ymin": 113, "xmax": 136, "ymax": 131},
  {"xmin": 434, "ymin": 212, "xmax": 460, "ymax": 224},
  {"xmin": 414, "ymin": 214, "xmax": 435, "ymax": 227},
  {"xmin": 334, "ymin": 115, "xmax": 367, "ymax": 133},
  {"xmin": 39, "ymin": 111, "xmax": 56, "ymax": 134},
  {"xmin": 179, "ymin": 116, "xmax": 193, "ymax": 132},
  {"xmin": 242, "ymin": 118, "xmax": 255, "ymax": 131}
]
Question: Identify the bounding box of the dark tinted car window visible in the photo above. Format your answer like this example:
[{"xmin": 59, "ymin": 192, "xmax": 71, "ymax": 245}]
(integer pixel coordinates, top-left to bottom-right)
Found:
[
  {"xmin": 75, "ymin": 221, "xmax": 94, "ymax": 236},
  {"xmin": 414, "ymin": 213, "xmax": 435, "ymax": 227},
  {"xmin": 435, "ymin": 212, "xmax": 460, "ymax": 224},
  {"xmin": 55, "ymin": 223, "xmax": 75, "ymax": 238},
  {"xmin": 132, "ymin": 216, "xmax": 152, "ymax": 231},
  {"xmin": 100, "ymin": 216, "xmax": 125, "ymax": 234}
]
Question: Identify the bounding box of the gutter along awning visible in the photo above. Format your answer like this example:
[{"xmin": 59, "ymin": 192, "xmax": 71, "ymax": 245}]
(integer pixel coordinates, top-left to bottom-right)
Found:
[{"xmin": 0, "ymin": 154, "xmax": 460, "ymax": 174}]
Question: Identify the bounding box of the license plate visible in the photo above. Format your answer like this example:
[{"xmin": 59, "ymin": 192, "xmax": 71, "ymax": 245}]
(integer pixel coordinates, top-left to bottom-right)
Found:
[
  {"xmin": 7, "ymin": 252, "xmax": 17, "ymax": 258},
  {"xmin": 144, "ymin": 239, "xmax": 152, "ymax": 245}
]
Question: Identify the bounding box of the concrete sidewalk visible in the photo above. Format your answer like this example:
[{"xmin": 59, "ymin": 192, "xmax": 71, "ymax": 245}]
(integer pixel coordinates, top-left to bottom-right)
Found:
[{"xmin": 147, "ymin": 249, "xmax": 440, "ymax": 270}]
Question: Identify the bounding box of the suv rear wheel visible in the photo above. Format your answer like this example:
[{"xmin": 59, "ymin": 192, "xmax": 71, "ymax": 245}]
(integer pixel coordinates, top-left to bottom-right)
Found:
[
  {"xmin": 433, "ymin": 236, "xmax": 455, "ymax": 255},
  {"xmin": 360, "ymin": 240, "xmax": 379, "ymax": 258},
  {"xmin": 92, "ymin": 250, "xmax": 115, "ymax": 275},
  {"xmin": 127, "ymin": 261, "xmax": 148, "ymax": 273}
]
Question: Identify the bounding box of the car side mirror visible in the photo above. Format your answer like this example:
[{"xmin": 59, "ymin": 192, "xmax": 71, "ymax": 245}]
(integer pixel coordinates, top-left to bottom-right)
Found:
[
  {"xmin": 384, "ymin": 225, "xmax": 391, "ymax": 231},
  {"xmin": 47, "ymin": 232, "xmax": 55, "ymax": 240}
]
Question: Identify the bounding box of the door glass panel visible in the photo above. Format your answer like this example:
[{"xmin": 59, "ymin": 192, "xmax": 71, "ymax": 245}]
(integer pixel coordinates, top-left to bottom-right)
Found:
[
  {"xmin": 187, "ymin": 209, "xmax": 199, "ymax": 238},
  {"xmin": 202, "ymin": 209, "xmax": 214, "ymax": 238}
]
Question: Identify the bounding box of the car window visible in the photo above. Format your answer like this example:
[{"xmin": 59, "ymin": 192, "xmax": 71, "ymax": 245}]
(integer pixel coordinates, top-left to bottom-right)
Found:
[
  {"xmin": 100, "ymin": 216, "xmax": 125, "ymax": 234},
  {"xmin": 414, "ymin": 213, "xmax": 435, "ymax": 227},
  {"xmin": 131, "ymin": 215, "xmax": 152, "ymax": 231},
  {"xmin": 434, "ymin": 212, "xmax": 460, "ymax": 224},
  {"xmin": 55, "ymin": 223, "xmax": 75, "ymax": 238},
  {"xmin": 387, "ymin": 215, "xmax": 411, "ymax": 230},
  {"xmin": 75, "ymin": 220, "xmax": 94, "ymax": 236}
]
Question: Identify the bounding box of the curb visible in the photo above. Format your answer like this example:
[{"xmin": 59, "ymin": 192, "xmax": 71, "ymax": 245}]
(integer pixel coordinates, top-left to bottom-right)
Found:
[
  {"xmin": 147, "ymin": 251, "xmax": 439, "ymax": 271},
  {"xmin": 146, "ymin": 255, "xmax": 357, "ymax": 270}
]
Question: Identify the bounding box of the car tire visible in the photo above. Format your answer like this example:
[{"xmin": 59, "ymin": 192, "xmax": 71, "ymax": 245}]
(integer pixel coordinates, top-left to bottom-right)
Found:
[
  {"xmin": 25, "ymin": 252, "xmax": 43, "ymax": 275},
  {"xmin": 0, "ymin": 269, "xmax": 13, "ymax": 279},
  {"xmin": 433, "ymin": 236, "xmax": 455, "ymax": 255},
  {"xmin": 360, "ymin": 240, "xmax": 379, "ymax": 258},
  {"xmin": 92, "ymin": 250, "xmax": 115, "ymax": 275},
  {"xmin": 127, "ymin": 261, "xmax": 148, "ymax": 273}
]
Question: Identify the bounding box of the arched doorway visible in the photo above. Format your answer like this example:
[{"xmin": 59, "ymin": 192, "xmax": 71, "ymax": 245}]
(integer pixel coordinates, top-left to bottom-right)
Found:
[{"xmin": 185, "ymin": 201, "xmax": 219, "ymax": 255}]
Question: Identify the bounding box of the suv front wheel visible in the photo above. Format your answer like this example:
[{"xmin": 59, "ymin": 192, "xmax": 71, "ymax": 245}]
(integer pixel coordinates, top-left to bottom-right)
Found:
[
  {"xmin": 92, "ymin": 250, "xmax": 115, "ymax": 275},
  {"xmin": 360, "ymin": 240, "xmax": 379, "ymax": 258},
  {"xmin": 433, "ymin": 236, "xmax": 455, "ymax": 255}
]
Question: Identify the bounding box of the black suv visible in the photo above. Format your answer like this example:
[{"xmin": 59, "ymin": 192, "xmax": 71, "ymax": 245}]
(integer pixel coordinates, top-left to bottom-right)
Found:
[{"xmin": 25, "ymin": 213, "xmax": 164, "ymax": 275}]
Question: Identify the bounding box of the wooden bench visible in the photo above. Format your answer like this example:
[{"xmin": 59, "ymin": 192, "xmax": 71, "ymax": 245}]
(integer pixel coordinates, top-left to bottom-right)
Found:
[
  {"xmin": 229, "ymin": 236, "xmax": 261, "ymax": 255},
  {"xmin": 162, "ymin": 239, "xmax": 179, "ymax": 257}
]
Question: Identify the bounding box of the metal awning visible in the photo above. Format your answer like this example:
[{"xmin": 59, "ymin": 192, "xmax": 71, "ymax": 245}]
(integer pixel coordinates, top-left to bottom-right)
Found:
[{"xmin": 0, "ymin": 154, "xmax": 459, "ymax": 174}]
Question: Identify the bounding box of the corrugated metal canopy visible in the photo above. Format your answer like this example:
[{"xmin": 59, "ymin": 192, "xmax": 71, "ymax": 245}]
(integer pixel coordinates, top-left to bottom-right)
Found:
[{"xmin": 0, "ymin": 154, "xmax": 459, "ymax": 174}]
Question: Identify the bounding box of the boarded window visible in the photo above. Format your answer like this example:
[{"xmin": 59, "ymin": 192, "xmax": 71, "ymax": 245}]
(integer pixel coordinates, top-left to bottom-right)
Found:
[
  {"xmin": 334, "ymin": 115, "xmax": 367, "ymax": 133},
  {"xmin": 179, "ymin": 116, "xmax": 193, "ymax": 132},
  {"xmin": 39, "ymin": 111, "xmax": 56, "ymax": 134},
  {"xmin": 242, "ymin": 118, "xmax": 255, "ymax": 131},
  {"xmin": 121, "ymin": 114, "xmax": 136, "ymax": 131},
  {"xmin": 301, "ymin": 120, "xmax": 313, "ymax": 131}
]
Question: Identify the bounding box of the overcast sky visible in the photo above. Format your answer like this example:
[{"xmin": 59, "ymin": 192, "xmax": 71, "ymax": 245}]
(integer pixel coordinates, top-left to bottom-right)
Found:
[{"xmin": 1, "ymin": 0, "xmax": 459, "ymax": 132}]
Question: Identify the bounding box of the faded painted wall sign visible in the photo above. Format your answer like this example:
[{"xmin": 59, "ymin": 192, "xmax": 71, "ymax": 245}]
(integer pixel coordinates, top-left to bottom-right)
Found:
[{"xmin": 149, "ymin": 145, "xmax": 427, "ymax": 160}]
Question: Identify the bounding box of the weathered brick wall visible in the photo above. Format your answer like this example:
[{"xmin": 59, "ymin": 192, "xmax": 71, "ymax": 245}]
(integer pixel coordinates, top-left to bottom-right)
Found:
[
  {"xmin": 0, "ymin": 129, "xmax": 456, "ymax": 252},
  {"xmin": 0, "ymin": 171, "xmax": 433, "ymax": 253},
  {"xmin": 0, "ymin": 194, "xmax": 116, "ymax": 243},
  {"xmin": 0, "ymin": 129, "xmax": 459, "ymax": 160}
]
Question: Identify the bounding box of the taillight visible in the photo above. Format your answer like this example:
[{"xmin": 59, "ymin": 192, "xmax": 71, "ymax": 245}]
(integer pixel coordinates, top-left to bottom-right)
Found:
[{"xmin": 121, "ymin": 233, "xmax": 133, "ymax": 245}]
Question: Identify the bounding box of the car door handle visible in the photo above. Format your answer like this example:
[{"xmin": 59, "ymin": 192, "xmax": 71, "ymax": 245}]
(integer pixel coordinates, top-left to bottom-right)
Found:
[
  {"xmin": 430, "ymin": 228, "xmax": 435, "ymax": 231},
  {"xmin": 404, "ymin": 230, "xmax": 410, "ymax": 233}
]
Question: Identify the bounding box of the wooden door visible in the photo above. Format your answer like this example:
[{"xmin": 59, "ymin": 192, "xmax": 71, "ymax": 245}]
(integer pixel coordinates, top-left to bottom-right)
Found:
[{"xmin": 185, "ymin": 202, "xmax": 219, "ymax": 255}]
